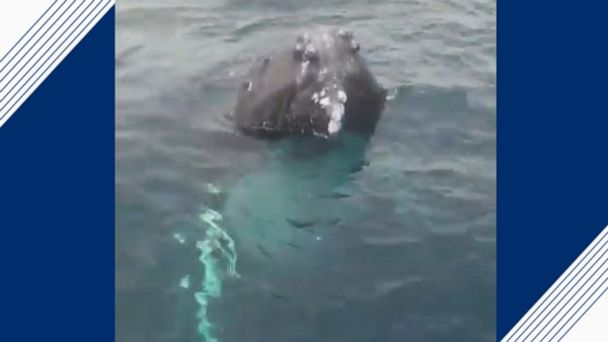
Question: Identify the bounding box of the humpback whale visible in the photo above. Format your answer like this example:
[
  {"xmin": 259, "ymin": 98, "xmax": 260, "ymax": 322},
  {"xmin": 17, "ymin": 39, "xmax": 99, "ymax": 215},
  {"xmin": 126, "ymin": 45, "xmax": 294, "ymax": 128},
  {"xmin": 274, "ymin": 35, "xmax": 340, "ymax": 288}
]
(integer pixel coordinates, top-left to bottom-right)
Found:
[{"xmin": 234, "ymin": 28, "xmax": 386, "ymax": 139}]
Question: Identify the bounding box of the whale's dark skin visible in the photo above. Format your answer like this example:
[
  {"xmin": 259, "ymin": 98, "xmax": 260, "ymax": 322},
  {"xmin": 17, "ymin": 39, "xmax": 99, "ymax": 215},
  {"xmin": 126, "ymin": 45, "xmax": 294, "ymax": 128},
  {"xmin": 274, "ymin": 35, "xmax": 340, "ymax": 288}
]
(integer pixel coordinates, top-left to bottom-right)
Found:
[{"xmin": 234, "ymin": 28, "xmax": 386, "ymax": 139}]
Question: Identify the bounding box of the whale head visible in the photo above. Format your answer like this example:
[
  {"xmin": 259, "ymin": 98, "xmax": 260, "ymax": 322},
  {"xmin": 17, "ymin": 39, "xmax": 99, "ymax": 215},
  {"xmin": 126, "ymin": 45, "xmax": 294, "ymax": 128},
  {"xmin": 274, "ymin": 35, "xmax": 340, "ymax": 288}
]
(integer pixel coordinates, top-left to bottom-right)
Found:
[{"xmin": 234, "ymin": 28, "xmax": 386, "ymax": 139}]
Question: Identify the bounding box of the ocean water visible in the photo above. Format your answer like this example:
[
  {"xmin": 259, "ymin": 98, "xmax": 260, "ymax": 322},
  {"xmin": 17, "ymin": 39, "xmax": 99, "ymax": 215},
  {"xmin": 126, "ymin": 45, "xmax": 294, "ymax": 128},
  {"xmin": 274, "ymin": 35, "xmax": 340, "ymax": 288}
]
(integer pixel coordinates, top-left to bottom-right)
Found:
[{"xmin": 115, "ymin": 0, "xmax": 496, "ymax": 341}]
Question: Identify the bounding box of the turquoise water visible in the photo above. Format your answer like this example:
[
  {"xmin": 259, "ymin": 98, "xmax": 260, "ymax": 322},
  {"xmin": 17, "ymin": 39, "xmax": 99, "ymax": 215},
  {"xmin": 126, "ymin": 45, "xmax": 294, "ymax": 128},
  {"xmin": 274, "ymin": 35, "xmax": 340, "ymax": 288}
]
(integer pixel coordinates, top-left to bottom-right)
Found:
[{"xmin": 116, "ymin": 0, "xmax": 496, "ymax": 341}]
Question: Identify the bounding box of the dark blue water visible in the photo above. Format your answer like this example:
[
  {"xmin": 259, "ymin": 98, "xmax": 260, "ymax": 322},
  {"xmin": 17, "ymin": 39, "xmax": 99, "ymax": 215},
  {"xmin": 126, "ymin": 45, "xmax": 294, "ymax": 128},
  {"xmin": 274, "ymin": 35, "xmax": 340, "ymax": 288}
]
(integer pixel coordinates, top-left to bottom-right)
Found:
[{"xmin": 116, "ymin": 1, "xmax": 496, "ymax": 341}]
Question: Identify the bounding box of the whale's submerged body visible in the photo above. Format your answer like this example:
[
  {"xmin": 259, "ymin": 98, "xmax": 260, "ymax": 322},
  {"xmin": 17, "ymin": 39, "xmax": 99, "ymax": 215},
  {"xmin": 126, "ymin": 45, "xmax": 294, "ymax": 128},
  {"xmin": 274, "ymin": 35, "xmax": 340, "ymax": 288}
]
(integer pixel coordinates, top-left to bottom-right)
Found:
[
  {"xmin": 234, "ymin": 28, "xmax": 386, "ymax": 139},
  {"xmin": 195, "ymin": 28, "xmax": 388, "ymax": 342}
]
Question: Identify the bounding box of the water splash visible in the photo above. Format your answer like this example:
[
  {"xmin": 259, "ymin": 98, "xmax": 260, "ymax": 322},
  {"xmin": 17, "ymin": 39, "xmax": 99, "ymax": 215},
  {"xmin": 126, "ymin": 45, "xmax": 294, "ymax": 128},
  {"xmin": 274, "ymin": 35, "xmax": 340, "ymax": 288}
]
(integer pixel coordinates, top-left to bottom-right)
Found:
[
  {"xmin": 179, "ymin": 275, "xmax": 190, "ymax": 289},
  {"xmin": 173, "ymin": 233, "xmax": 187, "ymax": 244},
  {"xmin": 386, "ymin": 87, "xmax": 399, "ymax": 101},
  {"xmin": 206, "ymin": 183, "xmax": 222, "ymax": 195},
  {"xmin": 195, "ymin": 208, "xmax": 240, "ymax": 342}
]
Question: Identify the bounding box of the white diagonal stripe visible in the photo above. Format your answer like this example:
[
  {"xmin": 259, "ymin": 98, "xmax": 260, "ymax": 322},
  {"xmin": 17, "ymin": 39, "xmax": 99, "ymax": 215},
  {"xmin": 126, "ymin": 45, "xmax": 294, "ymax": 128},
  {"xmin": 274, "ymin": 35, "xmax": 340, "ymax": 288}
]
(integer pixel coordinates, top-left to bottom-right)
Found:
[
  {"xmin": 503, "ymin": 225, "xmax": 608, "ymax": 341},
  {"xmin": 0, "ymin": 0, "xmax": 114, "ymax": 127}
]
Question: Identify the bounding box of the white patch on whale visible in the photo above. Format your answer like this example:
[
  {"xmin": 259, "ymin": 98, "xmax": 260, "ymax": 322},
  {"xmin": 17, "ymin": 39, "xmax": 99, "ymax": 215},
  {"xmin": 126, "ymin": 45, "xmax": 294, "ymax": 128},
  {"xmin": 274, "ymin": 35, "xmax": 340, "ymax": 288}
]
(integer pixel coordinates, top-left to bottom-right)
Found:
[
  {"xmin": 298, "ymin": 60, "xmax": 310, "ymax": 84},
  {"xmin": 337, "ymin": 90, "xmax": 347, "ymax": 103},
  {"xmin": 319, "ymin": 96, "xmax": 331, "ymax": 108},
  {"xmin": 327, "ymin": 102, "xmax": 345, "ymax": 134},
  {"xmin": 304, "ymin": 43, "xmax": 316, "ymax": 58},
  {"xmin": 315, "ymin": 85, "xmax": 348, "ymax": 135}
]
